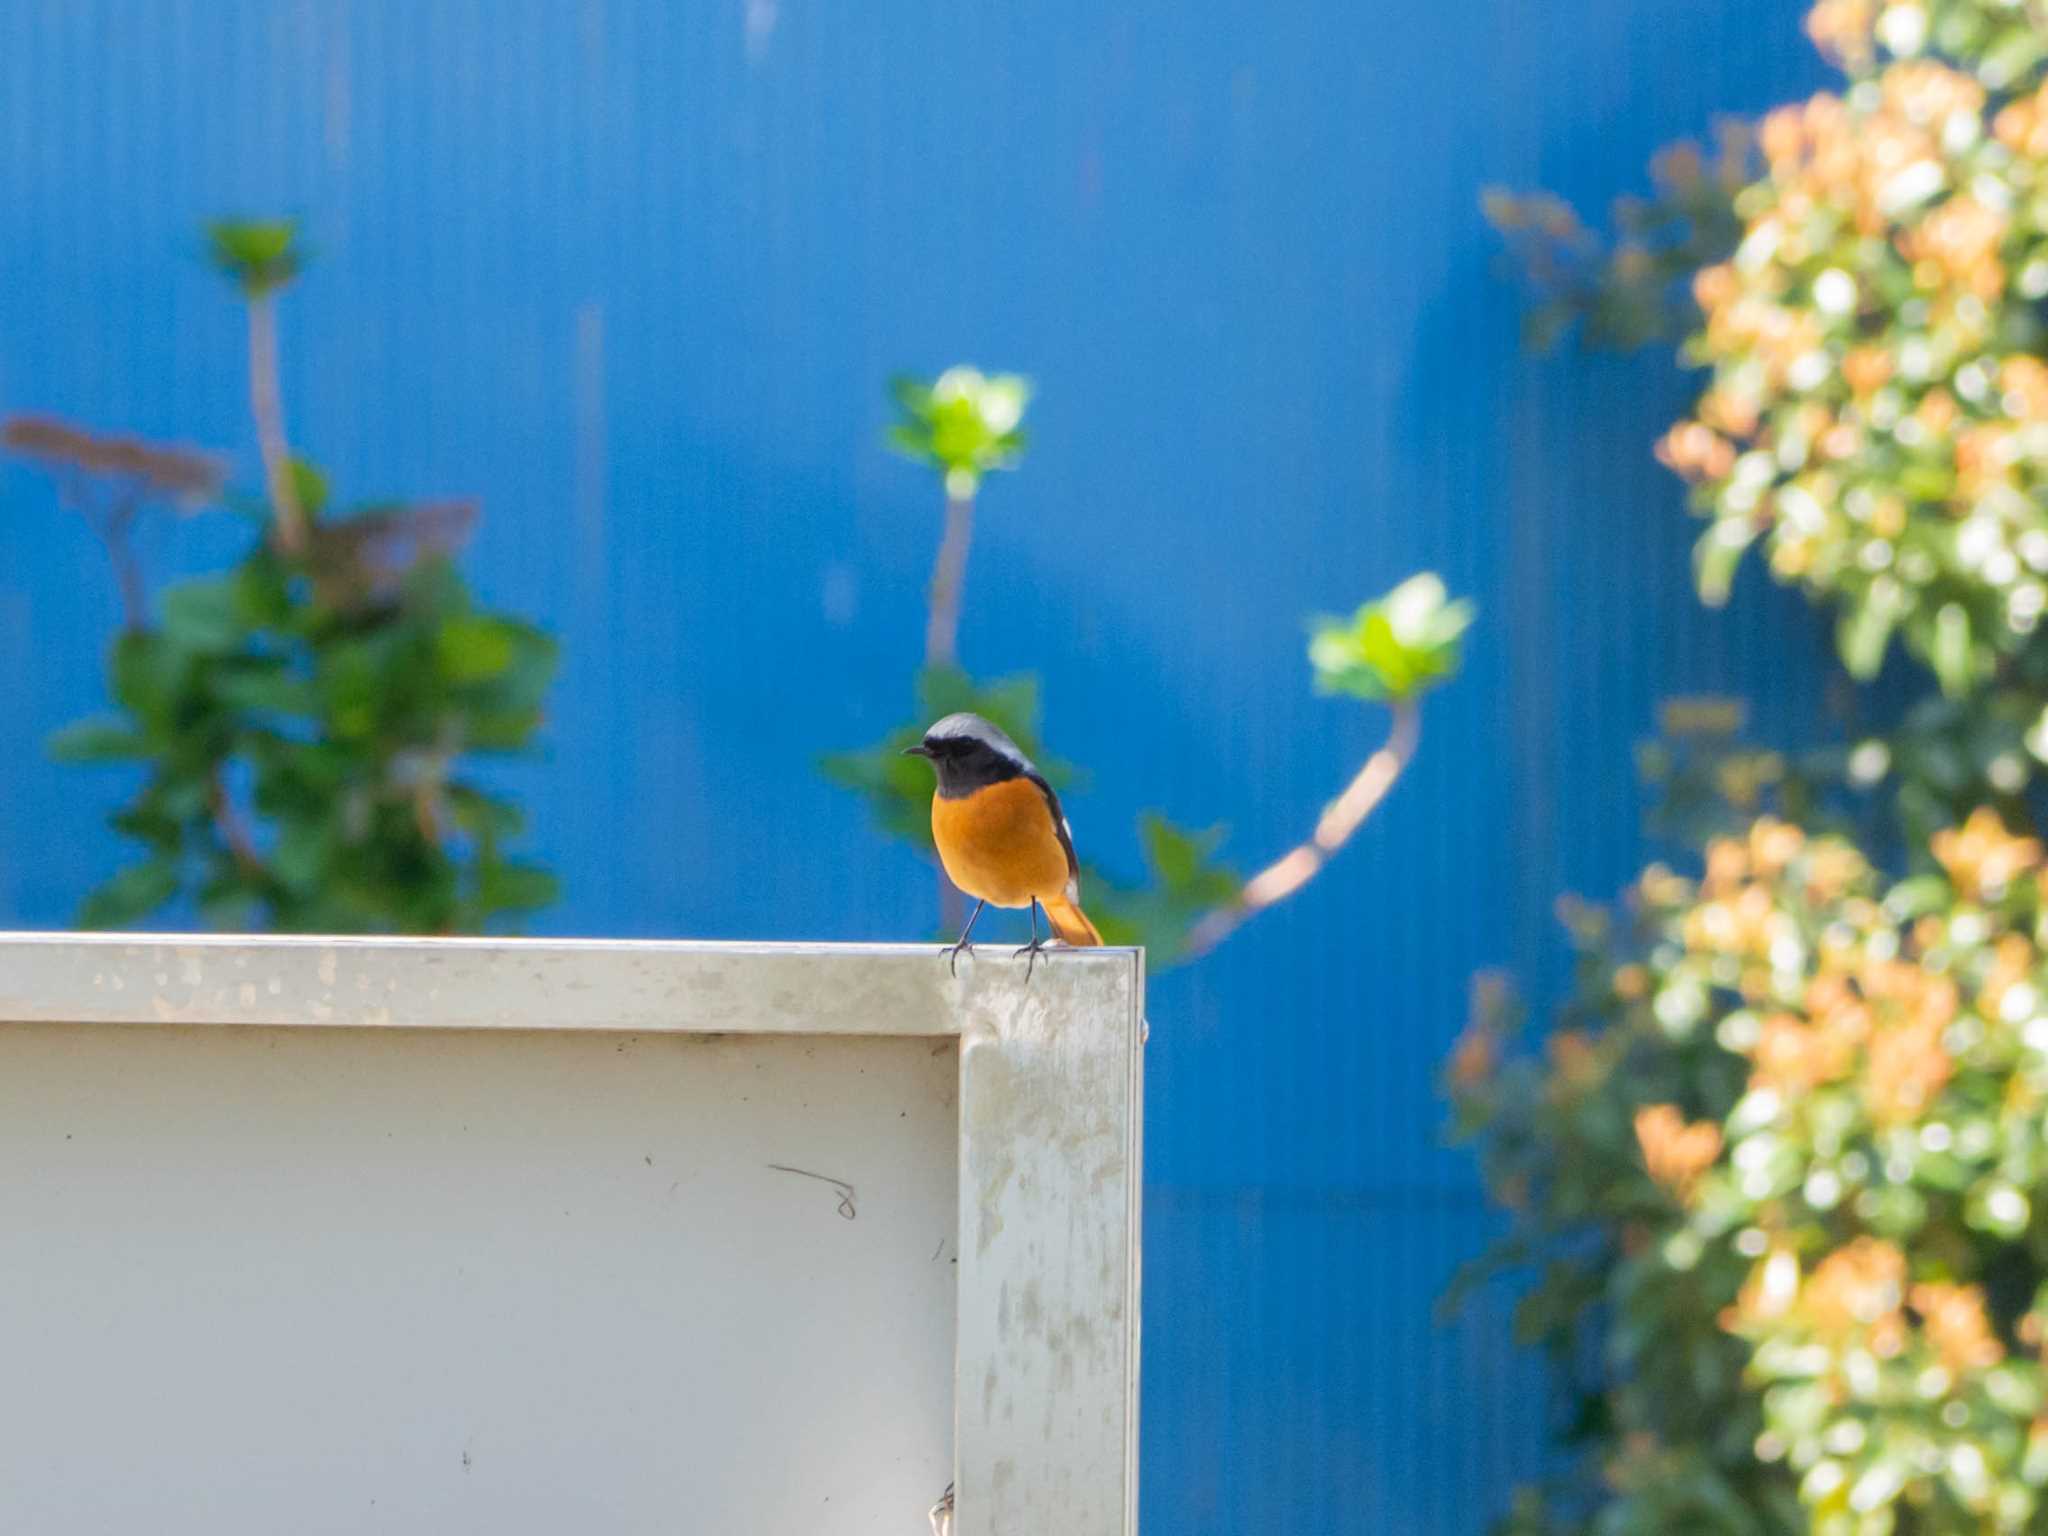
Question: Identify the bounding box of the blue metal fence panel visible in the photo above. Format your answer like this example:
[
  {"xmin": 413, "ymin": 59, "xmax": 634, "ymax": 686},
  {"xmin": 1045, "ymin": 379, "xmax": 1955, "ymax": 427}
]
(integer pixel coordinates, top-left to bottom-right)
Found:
[{"xmin": 0, "ymin": 1, "xmax": 1829, "ymax": 1528}]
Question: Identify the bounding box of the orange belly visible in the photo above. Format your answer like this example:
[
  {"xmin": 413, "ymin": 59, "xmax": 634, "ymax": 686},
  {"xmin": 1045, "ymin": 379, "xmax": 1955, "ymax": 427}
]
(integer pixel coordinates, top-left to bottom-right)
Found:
[{"xmin": 931, "ymin": 778, "xmax": 1072, "ymax": 908}]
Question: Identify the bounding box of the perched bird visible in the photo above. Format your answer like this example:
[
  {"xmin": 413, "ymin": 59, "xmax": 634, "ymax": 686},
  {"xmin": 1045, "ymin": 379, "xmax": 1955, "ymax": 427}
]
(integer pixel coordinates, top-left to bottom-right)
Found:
[{"xmin": 903, "ymin": 712, "xmax": 1102, "ymax": 975}]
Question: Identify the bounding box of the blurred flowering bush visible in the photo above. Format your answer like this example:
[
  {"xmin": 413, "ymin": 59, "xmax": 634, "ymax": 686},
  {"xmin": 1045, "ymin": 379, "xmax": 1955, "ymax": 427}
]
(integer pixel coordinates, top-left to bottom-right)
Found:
[
  {"xmin": 1459, "ymin": 4, "xmax": 2048, "ymax": 1532},
  {"xmin": 1456, "ymin": 817, "xmax": 2048, "ymax": 1530}
]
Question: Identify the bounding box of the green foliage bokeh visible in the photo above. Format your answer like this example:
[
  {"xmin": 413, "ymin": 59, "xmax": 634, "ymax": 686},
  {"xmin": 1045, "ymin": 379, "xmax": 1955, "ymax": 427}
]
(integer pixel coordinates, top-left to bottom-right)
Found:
[{"xmin": 7, "ymin": 223, "xmax": 558, "ymax": 934}]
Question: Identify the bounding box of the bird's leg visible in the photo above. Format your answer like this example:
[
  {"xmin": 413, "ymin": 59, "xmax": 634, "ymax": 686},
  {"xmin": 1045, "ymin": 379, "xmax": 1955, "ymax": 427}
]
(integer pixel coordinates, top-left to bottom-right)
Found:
[
  {"xmin": 1013, "ymin": 898, "xmax": 1049, "ymax": 981},
  {"xmin": 943, "ymin": 899, "xmax": 988, "ymax": 977}
]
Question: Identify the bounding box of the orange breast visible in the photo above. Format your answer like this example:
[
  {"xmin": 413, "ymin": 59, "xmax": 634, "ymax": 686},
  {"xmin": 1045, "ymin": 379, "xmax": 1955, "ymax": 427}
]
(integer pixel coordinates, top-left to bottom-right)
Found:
[{"xmin": 930, "ymin": 777, "xmax": 1072, "ymax": 908}]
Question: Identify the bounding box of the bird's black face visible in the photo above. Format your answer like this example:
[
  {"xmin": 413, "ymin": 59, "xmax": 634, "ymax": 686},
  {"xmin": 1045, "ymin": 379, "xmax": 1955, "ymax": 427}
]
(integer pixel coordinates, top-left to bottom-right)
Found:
[{"xmin": 902, "ymin": 734, "xmax": 1021, "ymax": 798}]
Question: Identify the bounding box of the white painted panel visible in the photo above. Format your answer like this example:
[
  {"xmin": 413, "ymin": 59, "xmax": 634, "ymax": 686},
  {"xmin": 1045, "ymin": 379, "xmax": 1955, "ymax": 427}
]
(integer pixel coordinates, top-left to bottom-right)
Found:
[{"xmin": 0, "ymin": 1022, "xmax": 958, "ymax": 1535}]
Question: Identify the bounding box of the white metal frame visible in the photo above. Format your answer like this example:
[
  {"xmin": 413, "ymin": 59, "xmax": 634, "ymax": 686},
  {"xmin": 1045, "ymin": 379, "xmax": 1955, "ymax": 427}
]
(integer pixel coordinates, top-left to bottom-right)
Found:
[{"xmin": 0, "ymin": 933, "xmax": 1144, "ymax": 1536}]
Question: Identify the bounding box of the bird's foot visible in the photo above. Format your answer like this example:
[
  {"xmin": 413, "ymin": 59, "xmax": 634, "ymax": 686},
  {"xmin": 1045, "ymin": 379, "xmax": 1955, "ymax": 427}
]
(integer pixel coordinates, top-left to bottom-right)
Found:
[
  {"xmin": 1012, "ymin": 936, "xmax": 1052, "ymax": 982},
  {"xmin": 941, "ymin": 939, "xmax": 976, "ymax": 977}
]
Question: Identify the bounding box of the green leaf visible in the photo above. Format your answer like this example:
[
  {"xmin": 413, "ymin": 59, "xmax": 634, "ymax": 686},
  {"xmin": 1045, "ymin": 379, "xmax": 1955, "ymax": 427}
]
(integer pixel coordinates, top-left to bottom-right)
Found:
[
  {"xmin": 885, "ymin": 366, "xmax": 1031, "ymax": 487},
  {"xmin": 205, "ymin": 217, "xmax": 304, "ymax": 295},
  {"xmin": 287, "ymin": 458, "xmax": 329, "ymax": 518},
  {"xmin": 271, "ymin": 815, "xmax": 334, "ymax": 893},
  {"xmin": 1140, "ymin": 814, "xmax": 1238, "ymax": 904},
  {"xmin": 1693, "ymin": 523, "xmax": 1754, "ymax": 607},
  {"xmin": 47, "ymin": 717, "xmax": 150, "ymax": 762},
  {"xmin": 1966, "ymin": 1180, "xmax": 2031, "ymax": 1239},
  {"xmin": 160, "ymin": 576, "xmax": 247, "ymax": 655},
  {"xmin": 78, "ymin": 859, "xmax": 180, "ymax": 929},
  {"xmin": 1085, "ymin": 811, "xmax": 1241, "ymax": 963},
  {"xmin": 212, "ymin": 663, "xmax": 315, "ymax": 715},
  {"xmin": 1308, "ymin": 572, "xmax": 1474, "ymax": 702},
  {"xmin": 476, "ymin": 861, "xmax": 558, "ymax": 914},
  {"xmin": 197, "ymin": 879, "xmax": 264, "ymax": 931},
  {"xmin": 1930, "ymin": 601, "xmax": 1973, "ymax": 699},
  {"xmin": 446, "ymin": 784, "xmax": 525, "ymax": 839},
  {"xmin": 1837, "ymin": 581, "xmax": 1904, "ymax": 680},
  {"xmin": 436, "ymin": 615, "xmax": 519, "ymax": 683},
  {"xmin": 110, "ymin": 630, "xmax": 185, "ymax": 724},
  {"xmin": 231, "ymin": 553, "xmax": 296, "ymax": 628},
  {"xmin": 485, "ymin": 624, "xmax": 558, "ymax": 708},
  {"xmin": 462, "ymin": 707, "xmax": 546, "ymax": 752}
]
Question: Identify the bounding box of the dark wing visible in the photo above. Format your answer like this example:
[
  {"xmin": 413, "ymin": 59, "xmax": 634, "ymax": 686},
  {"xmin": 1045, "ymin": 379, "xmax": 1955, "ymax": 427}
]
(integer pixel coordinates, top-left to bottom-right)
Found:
[{"xmin": 1026, "ymin": 771, "xmax": 1080, "ymax": 882}]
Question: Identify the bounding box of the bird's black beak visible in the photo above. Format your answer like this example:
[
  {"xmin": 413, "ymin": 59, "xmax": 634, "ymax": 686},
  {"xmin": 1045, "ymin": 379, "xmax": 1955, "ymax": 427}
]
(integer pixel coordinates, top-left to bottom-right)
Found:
[{"xmin": 902, "ymin": 743, "xmax": 934, "ymax": 759}]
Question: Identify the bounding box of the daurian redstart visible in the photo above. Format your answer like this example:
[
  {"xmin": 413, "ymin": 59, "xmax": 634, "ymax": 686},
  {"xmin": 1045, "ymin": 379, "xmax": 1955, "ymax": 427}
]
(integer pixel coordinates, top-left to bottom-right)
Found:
[{"xmin": 904, "ymin": 711, "xmax": 1103, "ymax": 975}]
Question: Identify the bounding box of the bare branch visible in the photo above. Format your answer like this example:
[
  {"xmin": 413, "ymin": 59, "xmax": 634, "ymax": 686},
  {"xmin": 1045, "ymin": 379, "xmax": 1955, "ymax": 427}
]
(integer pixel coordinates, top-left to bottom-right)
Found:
[
  {"xmin": 100, "ymin": 489, "xmax": 148, "ymax": 633},
  {"xmin": 925, "ymin": 488, "xmax": 976, "ymax": 933},
  {"xmin": 247, "ymin": 292, "xmax": 308, "ymax": 556},
  {"xmin": 1183, "ymin": 701, "xmax": 1421, "ymax": 958},
  {"xmin": 207, "ymin": 768, "xmax": 266, "ymax": 881},
  {"xmin": 925, "ymin": 489, "xmax": 974, "ymax": 670}
]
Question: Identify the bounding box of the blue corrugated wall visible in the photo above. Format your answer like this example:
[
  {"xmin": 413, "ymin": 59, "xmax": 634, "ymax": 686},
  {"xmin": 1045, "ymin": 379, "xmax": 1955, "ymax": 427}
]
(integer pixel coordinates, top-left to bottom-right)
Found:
[{"xmin": 0, "ymin": 2, "xmax": 1834, "ymax": 1529}]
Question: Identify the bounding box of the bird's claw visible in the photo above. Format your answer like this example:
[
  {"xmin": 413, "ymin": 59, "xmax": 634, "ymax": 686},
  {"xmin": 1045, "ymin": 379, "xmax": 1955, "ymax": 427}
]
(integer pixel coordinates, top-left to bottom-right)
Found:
[
  {"xmin": 1012, "ymin": 938, "xmax": 1051, "ymax": 982},
  {"xmin": 942, "ymin": 940, "xmax": 975, "ymax": 977}
]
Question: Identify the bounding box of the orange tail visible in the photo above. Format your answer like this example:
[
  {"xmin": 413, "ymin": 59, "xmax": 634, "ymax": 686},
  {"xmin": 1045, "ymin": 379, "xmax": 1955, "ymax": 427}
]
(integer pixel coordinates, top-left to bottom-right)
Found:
[{"xmin": 1043, "ymin": 892, "xmax": 1103, "ymax": 947}]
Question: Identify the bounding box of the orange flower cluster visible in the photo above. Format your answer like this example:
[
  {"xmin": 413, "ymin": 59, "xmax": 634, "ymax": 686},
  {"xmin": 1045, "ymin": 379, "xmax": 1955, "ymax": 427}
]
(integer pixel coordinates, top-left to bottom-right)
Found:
[
  {"xmin": 1931, "ymin": 806, "xmax": 2044, "ymax": 900},
  {"xmin": 1447, "ymin": 1022, "xmax": 1498, "ymax": 1089},
  {"xmin": 1639, "ymin": 817, "xmax": 1989, "ymax": 1128},
  {"xmin": 2001, "ymin": 357, "xmax": 2048, "ymax": 423},
  {"xmin": 1901, "ymin": 192, "xmax": 2008, "ymax": 302},
  {"xmin": 1697, "ymin": 817, "xmax": 1815, "ymax": 897},
  {"xmin": 1633, "ymin": 1104, "xmax": 1723, "ymax": 1194},
  {"xmin": 1982, "ymin": 932, "xmax": 2036, "ymax": 1019},
  {"xmin": 1656, "ymin": 35, "xmax": 2048, "ymax": 683},
  {"xmin": 1730, "ymin": 1237, "xmax": 1910, "ymax": 1356},
  {"xmin": 1911, "ymin": 1281, "xmax": 2005, "ymax": 1371},
  {"xmin": 1996, "ymin": 75, "xmax": 2048, "ymax": 157},
  {"xmin": 1655, "ymin": 420, "xmax": 1737, "ymax": 481},
  {"xmin": 1882, "ymin": 59, "xmax": 1988, "ymax": 128},
  {"xmin": 1546, "ymin": 1028, "xmax": 1605, "ymax": 1093},
  {"xmin": 1682, "ymin": 880, "xmax": 1787, "ymax": 960},
  {"xmin": 1804, "ymin": 0, "xmax": 1879, "ymax": 69},
  {"xmin": 1805, "ymin": 1238, "xmax": 1909, "ymax": 1353},
  {"xmin": 1695, "ymin": 285, "xmax": 1821, "ymax": 395},
  {"xmin": 1749, "ymin": 68, "xmax": 1980, "ymax": 243},
  {"xmin": 1745, "ymin": 957, "xmax": 1956, "ymax": 1118},
  {"xmin": 1865, "ymin": 1007, "xmax": 1955, "ymax": 1124},
  {"xmin": 1752, "ymin": 1009, "xmax": 1857, "ymax": 1094}
]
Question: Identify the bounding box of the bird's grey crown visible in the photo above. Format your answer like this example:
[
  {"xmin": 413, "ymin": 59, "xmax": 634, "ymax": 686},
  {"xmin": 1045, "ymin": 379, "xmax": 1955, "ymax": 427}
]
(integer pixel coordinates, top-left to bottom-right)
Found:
[{"xmin": 923, "ymin": 711, "xmax": 1033, "ymax": 770}]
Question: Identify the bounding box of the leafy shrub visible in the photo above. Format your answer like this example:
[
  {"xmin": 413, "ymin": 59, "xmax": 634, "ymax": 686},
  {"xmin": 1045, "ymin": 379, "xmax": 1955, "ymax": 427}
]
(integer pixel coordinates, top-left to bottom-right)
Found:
[{"xmin": 5, "ymin": 220, "xmax": 556, "ymax": 932}]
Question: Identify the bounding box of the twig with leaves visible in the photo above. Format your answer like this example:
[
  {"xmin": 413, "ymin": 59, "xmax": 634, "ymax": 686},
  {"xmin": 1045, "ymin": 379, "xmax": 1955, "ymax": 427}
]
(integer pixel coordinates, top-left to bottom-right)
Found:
[
  {"xmin": 207, "ymin": 220, "xmax": 310, "ymax": 554},
  {"xmin": 887, "ymin": 368, "xmax": 1029, "ymax": 670},
  {"xmin": 876, "ymin": 368, "xmax": 1030, "ymax": 927},
  {"xmin": 1481, "ymin": 122, "xmax": 1753, "ymax": 353},
  {"xmin": 1183, "ymin": 574, "xmax": 1472, "ymax": 957}
]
